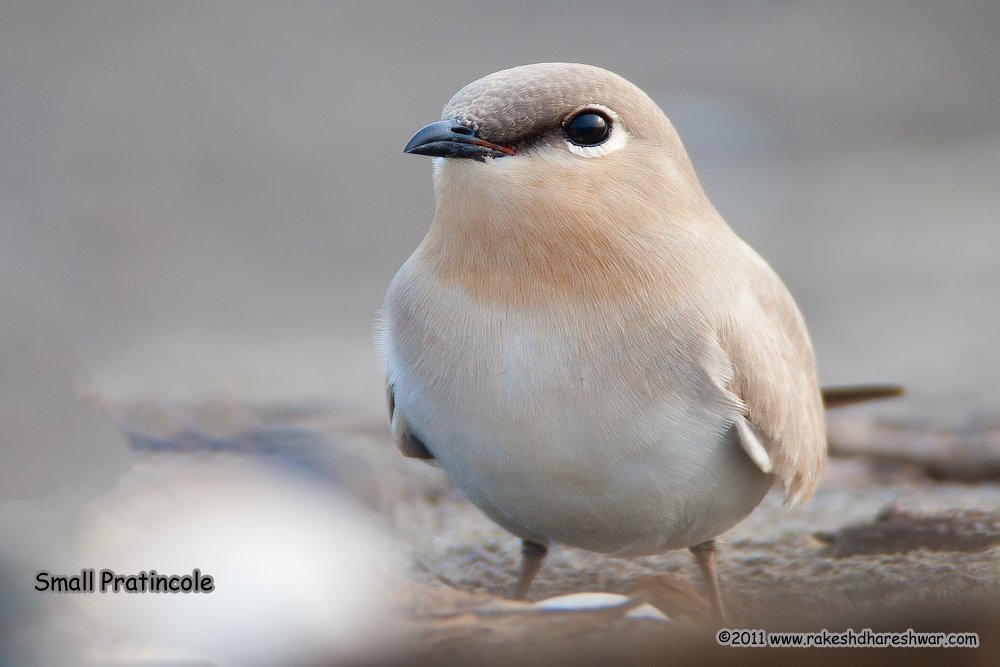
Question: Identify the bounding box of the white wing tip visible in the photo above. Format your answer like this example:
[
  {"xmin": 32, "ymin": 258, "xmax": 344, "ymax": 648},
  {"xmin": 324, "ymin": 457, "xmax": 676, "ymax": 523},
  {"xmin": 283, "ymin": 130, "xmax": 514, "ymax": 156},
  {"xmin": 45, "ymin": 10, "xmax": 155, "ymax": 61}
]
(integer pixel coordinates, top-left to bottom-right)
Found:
[{"xmin": 735, "ymin": 417, "xmax": 774, "ymax": 473}]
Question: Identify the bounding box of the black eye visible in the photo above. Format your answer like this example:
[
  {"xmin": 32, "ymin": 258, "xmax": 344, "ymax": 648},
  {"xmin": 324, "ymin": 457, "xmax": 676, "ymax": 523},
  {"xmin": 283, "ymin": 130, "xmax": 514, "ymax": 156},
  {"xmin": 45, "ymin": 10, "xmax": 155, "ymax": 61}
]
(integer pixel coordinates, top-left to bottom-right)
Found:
[{"xmin": 564, "ymin": 111, "xmax": 611, "ymax": 146}]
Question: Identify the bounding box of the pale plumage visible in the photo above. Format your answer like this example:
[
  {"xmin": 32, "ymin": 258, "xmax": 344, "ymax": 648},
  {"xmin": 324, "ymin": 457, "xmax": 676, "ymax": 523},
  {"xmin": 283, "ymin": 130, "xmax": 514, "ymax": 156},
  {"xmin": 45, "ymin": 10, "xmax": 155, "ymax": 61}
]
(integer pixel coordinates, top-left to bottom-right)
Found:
[{"xmin": 381, "ymin": 63, "xmax": 828, "ymax": 616}]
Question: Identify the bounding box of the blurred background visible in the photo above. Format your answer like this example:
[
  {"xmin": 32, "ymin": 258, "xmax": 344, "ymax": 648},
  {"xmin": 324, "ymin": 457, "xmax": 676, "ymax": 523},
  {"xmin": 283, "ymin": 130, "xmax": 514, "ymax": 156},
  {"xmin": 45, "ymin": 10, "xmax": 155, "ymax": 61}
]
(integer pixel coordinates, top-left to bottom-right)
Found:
[
  {"xmin": 2, "ymin": 0, "xmax": 998, "ymax": 416},
  {"xmin": 2, "ymin": 2, "xmax": 999, "ymax": 663}
]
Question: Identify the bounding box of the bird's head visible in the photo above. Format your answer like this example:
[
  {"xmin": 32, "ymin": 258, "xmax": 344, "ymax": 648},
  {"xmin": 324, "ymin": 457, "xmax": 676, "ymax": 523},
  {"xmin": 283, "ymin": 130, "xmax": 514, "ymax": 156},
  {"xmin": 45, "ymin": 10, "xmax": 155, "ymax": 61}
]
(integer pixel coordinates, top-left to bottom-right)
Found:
[{"xmin": 403, "ymin": 63, "xmax": 710, "ymax": 228}]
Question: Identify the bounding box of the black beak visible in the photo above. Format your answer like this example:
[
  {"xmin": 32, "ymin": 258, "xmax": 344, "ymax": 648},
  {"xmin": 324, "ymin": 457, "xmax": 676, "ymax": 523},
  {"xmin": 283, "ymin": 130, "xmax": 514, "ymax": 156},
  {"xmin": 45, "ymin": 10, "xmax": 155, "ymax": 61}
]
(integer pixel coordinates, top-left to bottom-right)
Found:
[{"xmin": 403, "ymin": 119, "xmax": 516, "ymax": 162}]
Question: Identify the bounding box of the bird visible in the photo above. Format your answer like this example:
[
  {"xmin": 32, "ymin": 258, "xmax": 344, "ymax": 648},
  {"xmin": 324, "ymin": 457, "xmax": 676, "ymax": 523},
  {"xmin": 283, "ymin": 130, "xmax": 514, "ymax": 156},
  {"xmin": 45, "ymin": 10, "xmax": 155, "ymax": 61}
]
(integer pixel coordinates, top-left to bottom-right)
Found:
[{"xmin": 380, "ymin": 62, "xmax": 899, "ymax": 622}]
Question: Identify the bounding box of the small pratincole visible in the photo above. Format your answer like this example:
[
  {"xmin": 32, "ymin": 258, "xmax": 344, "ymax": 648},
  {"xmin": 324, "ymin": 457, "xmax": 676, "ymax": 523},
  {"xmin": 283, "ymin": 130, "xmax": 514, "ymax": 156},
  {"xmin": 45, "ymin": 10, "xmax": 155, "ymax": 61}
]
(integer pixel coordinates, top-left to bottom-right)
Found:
[{"xmin": 380, "ymin": 62, "xmax": 896, "ymax": 621}]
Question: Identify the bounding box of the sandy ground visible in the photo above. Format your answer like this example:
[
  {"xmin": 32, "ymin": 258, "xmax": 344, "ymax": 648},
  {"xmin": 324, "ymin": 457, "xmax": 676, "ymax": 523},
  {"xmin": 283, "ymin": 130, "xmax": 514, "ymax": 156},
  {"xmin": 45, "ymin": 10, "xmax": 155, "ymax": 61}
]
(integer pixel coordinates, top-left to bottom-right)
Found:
[{"xmin": 111, "ymin": 398, "xmax": 1000, "ymax": 665}]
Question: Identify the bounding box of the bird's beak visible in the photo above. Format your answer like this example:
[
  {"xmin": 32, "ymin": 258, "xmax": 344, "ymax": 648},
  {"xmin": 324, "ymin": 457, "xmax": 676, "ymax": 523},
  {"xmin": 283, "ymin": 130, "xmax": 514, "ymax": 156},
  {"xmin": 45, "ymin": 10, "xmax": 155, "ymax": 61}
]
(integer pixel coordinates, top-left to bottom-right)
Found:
[{"xmin": 403, "ymin": 119, "xmax": 516, "ymax": 162}]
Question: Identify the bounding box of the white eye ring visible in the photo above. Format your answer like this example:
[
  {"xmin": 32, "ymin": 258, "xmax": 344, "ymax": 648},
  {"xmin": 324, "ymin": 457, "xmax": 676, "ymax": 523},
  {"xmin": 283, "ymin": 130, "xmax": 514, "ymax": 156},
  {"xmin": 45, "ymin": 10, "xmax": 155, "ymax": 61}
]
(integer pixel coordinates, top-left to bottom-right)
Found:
[{"xmin": 564, "ymin": 104, "xmax": 628, "ymax": 158}]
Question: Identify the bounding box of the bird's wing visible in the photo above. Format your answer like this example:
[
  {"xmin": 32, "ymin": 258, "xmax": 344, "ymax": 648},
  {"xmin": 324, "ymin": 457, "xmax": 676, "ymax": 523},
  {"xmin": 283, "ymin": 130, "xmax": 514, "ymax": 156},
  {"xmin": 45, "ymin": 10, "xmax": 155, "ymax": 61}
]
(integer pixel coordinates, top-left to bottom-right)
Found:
[
  {"xmin": 715, "ymin": 278, "xmax": 827, "ymax": 505},
  {"xmin": 386, "ymin": 382, "xmax": 435, "ymax": 460}
]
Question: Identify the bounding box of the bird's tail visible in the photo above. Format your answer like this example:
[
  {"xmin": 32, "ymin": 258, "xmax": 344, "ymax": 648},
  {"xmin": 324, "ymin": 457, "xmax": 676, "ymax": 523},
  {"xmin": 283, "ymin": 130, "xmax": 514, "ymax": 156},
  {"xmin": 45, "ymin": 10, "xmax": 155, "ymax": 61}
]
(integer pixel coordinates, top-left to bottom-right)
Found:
[{"xmin": 821, "ymin": 384, "xmax": 904, "ymax": 409}]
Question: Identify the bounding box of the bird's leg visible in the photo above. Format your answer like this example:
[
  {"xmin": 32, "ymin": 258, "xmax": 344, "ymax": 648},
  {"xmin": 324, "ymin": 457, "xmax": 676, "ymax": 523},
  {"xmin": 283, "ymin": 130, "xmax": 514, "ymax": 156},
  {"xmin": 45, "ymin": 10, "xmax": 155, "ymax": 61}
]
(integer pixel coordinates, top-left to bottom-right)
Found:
[
  {"xmin": 513, "ymin": 540, "xmax": 548, "ymax": 600},
  {"xmin": 689, "ymin": 539, "xmax": 727, "ymax": 624}
]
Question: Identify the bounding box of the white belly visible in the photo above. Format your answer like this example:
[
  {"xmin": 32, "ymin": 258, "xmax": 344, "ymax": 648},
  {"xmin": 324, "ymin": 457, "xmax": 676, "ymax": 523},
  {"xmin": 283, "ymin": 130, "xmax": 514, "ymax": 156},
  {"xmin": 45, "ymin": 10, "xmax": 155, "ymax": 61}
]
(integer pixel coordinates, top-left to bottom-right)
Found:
[{"xmin": 384, "ymin": 279, "xmax": 772, "ymax": 556}]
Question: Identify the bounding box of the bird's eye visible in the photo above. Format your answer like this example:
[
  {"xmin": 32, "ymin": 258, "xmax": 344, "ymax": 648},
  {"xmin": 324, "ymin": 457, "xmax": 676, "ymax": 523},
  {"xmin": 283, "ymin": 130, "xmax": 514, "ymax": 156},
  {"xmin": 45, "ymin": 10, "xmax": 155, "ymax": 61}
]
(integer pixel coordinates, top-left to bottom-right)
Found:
[{"xmin": 564, "ymin": 111, "xmax": 611, "ymax": 146}]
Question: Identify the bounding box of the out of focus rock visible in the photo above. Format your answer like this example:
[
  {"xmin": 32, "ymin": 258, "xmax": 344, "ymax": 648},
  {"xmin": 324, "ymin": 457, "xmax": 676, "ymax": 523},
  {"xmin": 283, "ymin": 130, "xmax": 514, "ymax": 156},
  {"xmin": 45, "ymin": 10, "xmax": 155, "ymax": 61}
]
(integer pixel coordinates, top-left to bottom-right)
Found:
[
  {"xmin": 73, "ymin": 454, "xmax": 400, "ymax": 666},
  {"xmin": 815, "ymin": 503, "xmax": 1000, "ymax": 557},
  {"xmin": 828, "ymin": 412, "xmax": 1000, "ymax": 481}
]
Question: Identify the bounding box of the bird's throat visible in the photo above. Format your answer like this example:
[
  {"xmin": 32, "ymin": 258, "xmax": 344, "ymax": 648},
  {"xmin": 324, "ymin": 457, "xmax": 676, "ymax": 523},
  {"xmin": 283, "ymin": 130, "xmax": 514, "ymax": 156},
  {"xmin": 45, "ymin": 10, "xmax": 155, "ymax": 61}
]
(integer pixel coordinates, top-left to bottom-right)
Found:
[{"xmin": 420, "ymin": 204, "xmax": 664, "ymax": 308}]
